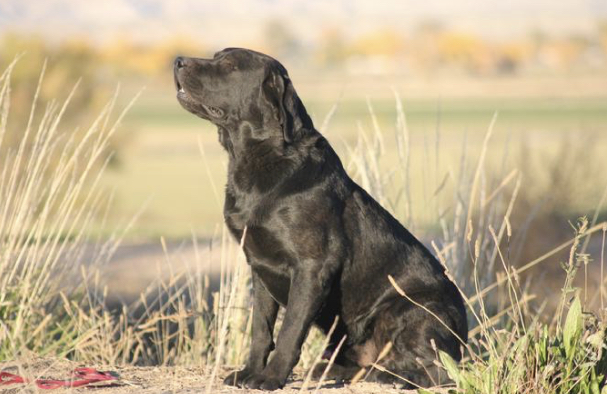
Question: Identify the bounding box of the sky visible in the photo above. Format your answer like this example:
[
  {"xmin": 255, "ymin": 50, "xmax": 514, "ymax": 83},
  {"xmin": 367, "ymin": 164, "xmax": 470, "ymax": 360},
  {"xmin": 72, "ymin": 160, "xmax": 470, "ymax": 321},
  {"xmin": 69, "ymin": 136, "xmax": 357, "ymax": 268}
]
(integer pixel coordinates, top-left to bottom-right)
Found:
[{"xmin": 1, "ymin": 0, "xmax": 607, "ymax": 48}]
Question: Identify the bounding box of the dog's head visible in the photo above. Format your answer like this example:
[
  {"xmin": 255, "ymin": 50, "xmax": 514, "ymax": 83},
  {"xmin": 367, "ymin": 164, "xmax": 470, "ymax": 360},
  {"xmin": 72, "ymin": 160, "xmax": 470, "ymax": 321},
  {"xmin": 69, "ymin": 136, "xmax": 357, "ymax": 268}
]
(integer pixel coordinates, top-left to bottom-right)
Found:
[{"xmin": 174, "ymin": 48, "xmax": 311, "ymax": 144}]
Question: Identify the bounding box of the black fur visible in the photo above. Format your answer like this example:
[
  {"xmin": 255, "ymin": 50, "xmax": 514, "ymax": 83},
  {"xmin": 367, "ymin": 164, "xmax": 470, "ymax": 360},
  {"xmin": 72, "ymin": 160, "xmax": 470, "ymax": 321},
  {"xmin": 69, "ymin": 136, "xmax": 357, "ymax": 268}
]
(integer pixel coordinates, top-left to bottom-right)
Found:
[{"xmin": 174, "ymin": 48, "xmax": 467, "ymax": 390}]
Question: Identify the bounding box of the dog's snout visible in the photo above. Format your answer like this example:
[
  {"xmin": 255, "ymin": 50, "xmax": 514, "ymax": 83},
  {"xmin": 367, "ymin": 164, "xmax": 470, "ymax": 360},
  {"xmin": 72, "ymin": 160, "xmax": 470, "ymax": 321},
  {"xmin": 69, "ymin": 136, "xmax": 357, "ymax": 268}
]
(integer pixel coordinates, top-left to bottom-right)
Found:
[{"xmin": 174, "ymin": 56, "xmax": 187, "ymax": 69}]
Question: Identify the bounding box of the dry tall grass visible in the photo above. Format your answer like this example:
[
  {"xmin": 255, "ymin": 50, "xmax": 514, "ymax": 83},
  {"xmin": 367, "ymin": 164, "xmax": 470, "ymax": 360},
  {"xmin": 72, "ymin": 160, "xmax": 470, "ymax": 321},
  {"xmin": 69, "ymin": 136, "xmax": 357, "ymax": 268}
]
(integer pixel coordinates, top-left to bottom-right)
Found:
[{"xmin": 0, "ymin": 59, "xmax": 135, "ymax": 360}]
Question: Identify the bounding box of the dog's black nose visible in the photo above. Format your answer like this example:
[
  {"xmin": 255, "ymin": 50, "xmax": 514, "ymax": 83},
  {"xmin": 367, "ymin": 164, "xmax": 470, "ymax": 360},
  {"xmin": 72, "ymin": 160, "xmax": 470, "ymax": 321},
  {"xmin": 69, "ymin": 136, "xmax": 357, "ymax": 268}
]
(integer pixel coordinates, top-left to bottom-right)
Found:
[{"xmin": 174, "ymin": 56, "xmax": 186, "ymax": 69}]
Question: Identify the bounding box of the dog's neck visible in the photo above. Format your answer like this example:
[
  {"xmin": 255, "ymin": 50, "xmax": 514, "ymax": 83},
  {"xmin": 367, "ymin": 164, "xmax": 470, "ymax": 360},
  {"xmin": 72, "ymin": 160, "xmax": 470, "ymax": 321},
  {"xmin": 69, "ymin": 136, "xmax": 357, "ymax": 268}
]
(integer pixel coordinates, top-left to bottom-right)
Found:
[
  {"xmin": 217, "ymin": 124, "xmax": 281, "ymax": 158},
  {"xmin": 219, "ymin": 123, "xmax": 319, "ymax": 195},
  {"xmin": 217, "ymin": 120, "xmax": 313, "ymax": 158}
]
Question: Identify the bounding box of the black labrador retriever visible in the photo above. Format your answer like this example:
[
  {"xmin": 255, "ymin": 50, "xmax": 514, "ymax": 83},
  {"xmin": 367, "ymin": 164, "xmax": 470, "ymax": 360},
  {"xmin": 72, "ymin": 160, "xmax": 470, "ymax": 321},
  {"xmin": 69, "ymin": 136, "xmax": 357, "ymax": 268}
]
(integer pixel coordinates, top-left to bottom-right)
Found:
[{"xmin": 174, "ymin": 48, "xmax": 467, "ymax": 390}]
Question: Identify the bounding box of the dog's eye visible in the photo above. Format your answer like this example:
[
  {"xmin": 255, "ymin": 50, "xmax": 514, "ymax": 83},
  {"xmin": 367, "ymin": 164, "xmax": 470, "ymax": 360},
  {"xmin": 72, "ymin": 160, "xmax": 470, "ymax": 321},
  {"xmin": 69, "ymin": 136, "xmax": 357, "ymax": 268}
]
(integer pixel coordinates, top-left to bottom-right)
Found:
[
  {"xmin": 222, "ymin": 60, "xmax": 238, "ymax": 71},
  {"xmin": 206, "ymin": 105, "xmax": 224, "ymax": 117}
]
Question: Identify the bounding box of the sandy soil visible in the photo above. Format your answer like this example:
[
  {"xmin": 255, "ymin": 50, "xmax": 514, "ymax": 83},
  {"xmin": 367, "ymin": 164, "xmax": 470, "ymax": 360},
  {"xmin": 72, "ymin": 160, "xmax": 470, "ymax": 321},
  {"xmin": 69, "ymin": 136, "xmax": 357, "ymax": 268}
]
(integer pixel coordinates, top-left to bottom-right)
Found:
[{"xmin": 0, "ymin": 357, "xmax": 440, "ymax": 394}]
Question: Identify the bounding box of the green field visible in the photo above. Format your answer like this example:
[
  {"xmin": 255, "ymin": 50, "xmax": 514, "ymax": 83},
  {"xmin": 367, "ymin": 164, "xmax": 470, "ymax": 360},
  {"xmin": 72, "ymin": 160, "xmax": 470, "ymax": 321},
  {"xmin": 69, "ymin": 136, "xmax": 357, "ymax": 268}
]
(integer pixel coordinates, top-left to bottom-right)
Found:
[{"xmin": 101, "ymin": 80, "xmax": 607, "ymax": 240}]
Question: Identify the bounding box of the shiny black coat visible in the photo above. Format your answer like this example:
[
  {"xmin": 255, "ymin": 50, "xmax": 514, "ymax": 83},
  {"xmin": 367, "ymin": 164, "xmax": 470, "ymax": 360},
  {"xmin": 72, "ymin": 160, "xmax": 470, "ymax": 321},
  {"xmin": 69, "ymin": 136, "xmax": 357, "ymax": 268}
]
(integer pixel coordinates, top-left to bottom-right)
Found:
[{"xmin": 174, "ymin": 48, "xmax": 467, "ymax": 390}]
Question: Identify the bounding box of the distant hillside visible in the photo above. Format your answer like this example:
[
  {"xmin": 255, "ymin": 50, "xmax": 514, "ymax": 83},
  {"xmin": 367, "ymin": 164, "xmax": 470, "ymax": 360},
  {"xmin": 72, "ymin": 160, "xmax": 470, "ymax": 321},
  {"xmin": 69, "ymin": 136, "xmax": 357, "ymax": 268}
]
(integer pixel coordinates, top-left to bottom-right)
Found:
[{"xmin": 1, "ymin": 0, "xmax": 606, "ymax": 46}]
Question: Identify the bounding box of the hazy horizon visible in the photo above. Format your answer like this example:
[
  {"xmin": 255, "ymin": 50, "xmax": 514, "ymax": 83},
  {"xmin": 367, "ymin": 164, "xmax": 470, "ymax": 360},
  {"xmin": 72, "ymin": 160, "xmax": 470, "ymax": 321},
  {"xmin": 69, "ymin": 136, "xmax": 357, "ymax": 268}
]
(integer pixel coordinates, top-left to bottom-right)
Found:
[{"xmin": 2, "ymin": 0, "xmax": 607, "ymax": 48}]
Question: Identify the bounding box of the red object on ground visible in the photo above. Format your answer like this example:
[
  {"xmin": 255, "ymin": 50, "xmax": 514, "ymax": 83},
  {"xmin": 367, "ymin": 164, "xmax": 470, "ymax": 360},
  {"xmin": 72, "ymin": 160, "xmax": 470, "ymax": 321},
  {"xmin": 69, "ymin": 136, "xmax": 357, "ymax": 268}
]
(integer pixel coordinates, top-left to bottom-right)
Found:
[{"xmin": 0, "ymin": 367, "xmax": 117, "ymax": 389}]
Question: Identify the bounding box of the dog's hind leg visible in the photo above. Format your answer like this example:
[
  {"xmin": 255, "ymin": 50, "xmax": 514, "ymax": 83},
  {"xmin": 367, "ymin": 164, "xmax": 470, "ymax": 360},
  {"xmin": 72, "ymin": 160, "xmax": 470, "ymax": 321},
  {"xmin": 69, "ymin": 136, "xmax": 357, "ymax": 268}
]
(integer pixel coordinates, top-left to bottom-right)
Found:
[
  {"xmin": 319, "ymin": 298, "xmax": 466, "ymax": 389},
  {"xmin": 310, "ymin": 346, "xmax": 444, "ymax": 389},
  {"xmin": 310, "ymin": 360, "xmax": 440, "ymax": 389},
  {"xmin": 362, "ymin": 298, "xmax": 465, "ymax": 389}
]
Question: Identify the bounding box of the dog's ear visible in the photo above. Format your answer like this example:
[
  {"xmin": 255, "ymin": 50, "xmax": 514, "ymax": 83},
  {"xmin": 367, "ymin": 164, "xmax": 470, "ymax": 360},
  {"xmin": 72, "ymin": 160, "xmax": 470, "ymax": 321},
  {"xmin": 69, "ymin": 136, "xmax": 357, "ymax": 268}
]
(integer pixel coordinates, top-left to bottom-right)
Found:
[
  {"xmin": 262, "ymin": 65, "xmax": 311, "ymax": 143},
  {"xmin": 262, "ymin": 66, "xmax": 292, "ymax": 142}
]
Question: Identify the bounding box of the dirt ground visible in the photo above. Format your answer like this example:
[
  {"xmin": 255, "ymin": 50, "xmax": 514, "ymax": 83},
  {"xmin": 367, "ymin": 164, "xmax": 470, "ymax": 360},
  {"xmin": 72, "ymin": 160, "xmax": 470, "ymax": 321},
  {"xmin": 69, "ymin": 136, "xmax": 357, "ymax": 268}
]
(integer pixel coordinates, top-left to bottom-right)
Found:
[{"xmin": 0, "ymin": 357, "xmax": 444, "ymax": 394}]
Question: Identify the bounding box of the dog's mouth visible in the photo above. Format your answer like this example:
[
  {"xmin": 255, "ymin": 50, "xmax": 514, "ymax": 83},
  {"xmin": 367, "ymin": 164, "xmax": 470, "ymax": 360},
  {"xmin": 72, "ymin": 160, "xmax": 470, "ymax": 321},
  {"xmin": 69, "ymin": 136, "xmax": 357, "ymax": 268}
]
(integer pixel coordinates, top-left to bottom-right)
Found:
[
  {"xmin": 173, "ymin": 68, "xmax": 184, "ymax": 93},
  {"xmin": 174, "ymin": 71, "xmax": 225, "ymax": 119}
]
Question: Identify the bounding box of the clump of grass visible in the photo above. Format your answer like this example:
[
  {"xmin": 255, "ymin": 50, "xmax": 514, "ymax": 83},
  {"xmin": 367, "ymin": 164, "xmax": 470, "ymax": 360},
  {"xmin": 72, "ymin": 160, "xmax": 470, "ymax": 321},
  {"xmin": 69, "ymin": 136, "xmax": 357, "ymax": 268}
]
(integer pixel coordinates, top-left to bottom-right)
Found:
[
  {"xmin": 438, "ymin": 218, "xmax": 607, "ymax": 394},
  {"xmin": 0, "ymin": 59, "xmax": 134, "ymax": 360}
]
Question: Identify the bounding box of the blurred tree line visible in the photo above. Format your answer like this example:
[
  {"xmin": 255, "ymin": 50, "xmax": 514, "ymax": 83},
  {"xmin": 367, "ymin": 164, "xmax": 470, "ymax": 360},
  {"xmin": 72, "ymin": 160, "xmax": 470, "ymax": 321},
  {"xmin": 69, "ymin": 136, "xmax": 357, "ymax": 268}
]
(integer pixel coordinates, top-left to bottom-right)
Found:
[
  {"xmin": 2, "ymin": 19, "xmax": 606, "ymax": 101},
  {"xmin": 262, "ymin": 18, "xmax": 607, "ymax": 76}
]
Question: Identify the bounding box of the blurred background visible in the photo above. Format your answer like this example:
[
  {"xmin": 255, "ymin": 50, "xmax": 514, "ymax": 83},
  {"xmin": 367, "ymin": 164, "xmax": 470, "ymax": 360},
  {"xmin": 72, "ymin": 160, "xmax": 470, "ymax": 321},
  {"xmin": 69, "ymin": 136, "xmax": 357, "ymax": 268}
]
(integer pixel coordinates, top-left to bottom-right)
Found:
[{"xmin": 1, "ymin": 0, "xmax": 607, "ymax": 306}]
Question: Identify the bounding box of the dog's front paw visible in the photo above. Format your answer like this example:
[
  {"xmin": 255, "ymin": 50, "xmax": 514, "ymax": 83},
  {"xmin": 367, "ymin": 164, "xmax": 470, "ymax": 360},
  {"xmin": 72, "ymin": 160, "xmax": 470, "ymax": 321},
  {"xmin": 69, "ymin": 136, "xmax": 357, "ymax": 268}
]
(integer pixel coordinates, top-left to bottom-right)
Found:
[
  {"xmin": 223, "ymin": 368, "xmax": 254, "ymax": 387},
  {"xmin": 243, "ymin": 373, "xmax": 284, "ymax": 391}
]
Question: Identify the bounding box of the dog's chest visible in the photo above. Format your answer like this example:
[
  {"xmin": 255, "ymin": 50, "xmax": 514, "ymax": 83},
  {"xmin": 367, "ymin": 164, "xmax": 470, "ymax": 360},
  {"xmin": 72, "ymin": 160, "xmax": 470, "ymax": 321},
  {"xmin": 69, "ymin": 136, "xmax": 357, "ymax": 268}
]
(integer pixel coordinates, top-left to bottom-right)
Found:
[
  {"xmin": 224, "ymin": 194, "xmax": 293, "ymax": 306},
  {"xmin": 224, "ymin": 191, "xmax": 266, "ymax": 235},
  {"xmin": 224, "ymin": 190, "xmax": 285, "ymax": 254}
]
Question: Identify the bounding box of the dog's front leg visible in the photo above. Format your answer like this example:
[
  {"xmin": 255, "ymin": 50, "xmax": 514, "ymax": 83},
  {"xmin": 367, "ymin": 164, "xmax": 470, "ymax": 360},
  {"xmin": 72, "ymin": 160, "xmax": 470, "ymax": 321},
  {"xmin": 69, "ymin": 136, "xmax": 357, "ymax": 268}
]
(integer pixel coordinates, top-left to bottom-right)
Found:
[
  {"xmin": 243, "ymin": 265, "xmax": 333, "ymax": 390},
  {"xmin": 224, "ymin": 271, "xmax": 279, "ymax": 387}
]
